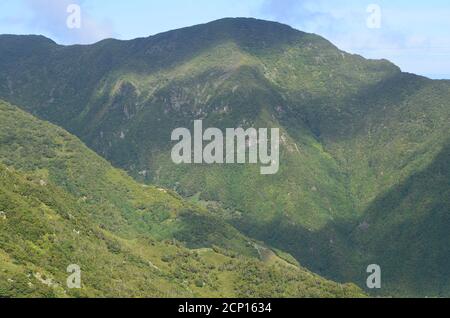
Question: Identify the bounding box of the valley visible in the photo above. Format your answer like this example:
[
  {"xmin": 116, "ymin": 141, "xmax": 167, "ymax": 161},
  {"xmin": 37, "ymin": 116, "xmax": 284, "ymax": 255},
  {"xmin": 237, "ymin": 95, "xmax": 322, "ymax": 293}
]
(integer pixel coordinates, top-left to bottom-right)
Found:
[{"xmin": 0, "ymin": 18, "xmax": 448, "ymax": 297}]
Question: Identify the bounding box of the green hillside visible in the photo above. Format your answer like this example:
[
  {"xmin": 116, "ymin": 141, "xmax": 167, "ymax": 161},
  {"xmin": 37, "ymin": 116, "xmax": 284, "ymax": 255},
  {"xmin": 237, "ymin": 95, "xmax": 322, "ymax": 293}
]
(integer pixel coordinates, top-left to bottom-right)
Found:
[
  {"xmin": 0, "ymin": 99, "xmax": 364, "ymax": 297},
  {"xmin": 0, "ymin": 18, "xmax": 449, "ymax": 296},
  {"xmin": 351, "ymin": 142, "xmax": 450, "ymax": 297}
]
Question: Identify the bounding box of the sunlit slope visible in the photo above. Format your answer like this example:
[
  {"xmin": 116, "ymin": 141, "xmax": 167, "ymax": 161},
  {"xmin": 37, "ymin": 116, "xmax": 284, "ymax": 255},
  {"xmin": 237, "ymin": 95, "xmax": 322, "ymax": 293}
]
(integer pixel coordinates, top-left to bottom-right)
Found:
[
  {"xmin": 0, "ymin": 18, "xmax": 449, "ymax": 296},
  {"xmin": 0, "ymin": 99, "xmax": 364, "ymax": 297}
]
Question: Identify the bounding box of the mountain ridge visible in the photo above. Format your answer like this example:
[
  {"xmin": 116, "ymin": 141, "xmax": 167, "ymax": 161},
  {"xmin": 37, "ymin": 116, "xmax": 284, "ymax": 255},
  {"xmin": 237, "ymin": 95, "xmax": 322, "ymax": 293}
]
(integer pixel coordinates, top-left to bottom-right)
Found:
[
  {"xmin": 0, "ymin": 17, "xmax": 449, "ymax": 296},
  {"xmin": 0, "ymin": 98, "xmax": 364, "ymax": 297}
]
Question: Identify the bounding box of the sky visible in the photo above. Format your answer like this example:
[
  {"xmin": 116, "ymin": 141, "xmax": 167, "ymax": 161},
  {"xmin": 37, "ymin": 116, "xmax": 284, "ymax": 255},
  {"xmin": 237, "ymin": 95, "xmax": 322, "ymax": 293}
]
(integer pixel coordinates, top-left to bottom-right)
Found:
[{"xmin": 1, "ymin": 0, "xmax": 449, "ymax": 79}]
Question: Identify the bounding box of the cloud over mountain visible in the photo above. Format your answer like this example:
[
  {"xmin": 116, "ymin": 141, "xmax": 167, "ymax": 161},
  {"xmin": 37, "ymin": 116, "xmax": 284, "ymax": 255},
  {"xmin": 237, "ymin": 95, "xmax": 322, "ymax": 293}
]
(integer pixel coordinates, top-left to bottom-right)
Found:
[{"xmin": 23, "ymin": 0, "xmax": 114, "ymax": 44}]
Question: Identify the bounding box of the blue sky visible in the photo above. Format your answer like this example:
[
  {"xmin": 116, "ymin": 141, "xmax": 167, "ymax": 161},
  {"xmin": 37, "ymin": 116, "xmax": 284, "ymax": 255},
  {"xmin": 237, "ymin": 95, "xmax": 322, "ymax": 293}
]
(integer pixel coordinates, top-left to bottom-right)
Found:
[{"xmin": 1, "ymin": 0, "xmax": 449, "ymax": 79}]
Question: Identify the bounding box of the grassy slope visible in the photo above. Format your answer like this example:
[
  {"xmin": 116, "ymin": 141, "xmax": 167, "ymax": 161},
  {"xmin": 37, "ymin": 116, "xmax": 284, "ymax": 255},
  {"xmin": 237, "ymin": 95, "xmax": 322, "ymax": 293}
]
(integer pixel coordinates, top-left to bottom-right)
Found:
[
  {"xmin": 0, "ymin": 18, "xmax": 449, "ymax": 296},
  {"xmin": 0, "ymin": 99, "xmax": 364, "ymax": 297}
]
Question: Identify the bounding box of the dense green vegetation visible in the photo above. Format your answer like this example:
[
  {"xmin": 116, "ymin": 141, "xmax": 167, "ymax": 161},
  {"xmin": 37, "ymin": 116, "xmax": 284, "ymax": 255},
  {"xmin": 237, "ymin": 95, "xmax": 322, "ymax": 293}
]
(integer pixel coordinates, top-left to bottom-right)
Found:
[
  {"xmin": 0, "ymin": 99, "xmax": 363, "ymax": 297},
  {"xmin": 351, "ymin": 142, "xmax": 450, "ymax": 297},
  {"xmin": 0, "ymin": 18, "xmax": 449, "ymax": 297}
]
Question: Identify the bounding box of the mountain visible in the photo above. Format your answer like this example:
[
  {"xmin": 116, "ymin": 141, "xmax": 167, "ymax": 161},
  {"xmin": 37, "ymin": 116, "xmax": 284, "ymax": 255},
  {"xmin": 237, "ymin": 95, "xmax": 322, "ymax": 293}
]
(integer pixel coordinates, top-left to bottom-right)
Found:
[
  {"xmin": 0, "ymin": 99, "xmax": 364, "ymax": 297},
  {"xmin": 351, "ymin": 142, "xmax": 450, "ymax": 296},
  {"xmin": 0, "ymin": 17, "xmax": 449, "ymax": 296}
]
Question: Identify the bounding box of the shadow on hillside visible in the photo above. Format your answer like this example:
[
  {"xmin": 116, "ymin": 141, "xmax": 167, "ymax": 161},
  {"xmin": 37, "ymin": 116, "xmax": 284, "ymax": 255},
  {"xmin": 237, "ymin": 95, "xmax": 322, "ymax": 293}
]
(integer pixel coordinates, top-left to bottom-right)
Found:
[{"xmin": 228, "ymin": 142, "xmax": 450, "ymax": 297}]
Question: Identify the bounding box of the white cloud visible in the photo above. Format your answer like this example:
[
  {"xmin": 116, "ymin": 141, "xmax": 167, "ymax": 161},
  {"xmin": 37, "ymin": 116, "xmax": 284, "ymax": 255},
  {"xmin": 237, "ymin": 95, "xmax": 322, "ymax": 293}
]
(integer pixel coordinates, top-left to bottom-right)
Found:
[
  {"xmin": 259, "ymin": 0, "xmax": 450, "ymax": 78},
  {"xmin": 23, "ymin": 0, "xmax": 115, "ymax": 44}
]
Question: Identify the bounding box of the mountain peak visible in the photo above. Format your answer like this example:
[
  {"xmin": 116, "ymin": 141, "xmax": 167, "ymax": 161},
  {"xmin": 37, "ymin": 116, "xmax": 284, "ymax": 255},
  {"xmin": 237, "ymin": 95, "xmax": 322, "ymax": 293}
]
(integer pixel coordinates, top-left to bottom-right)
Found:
[
  {"xmin": 139, "ymin": 17, "xmax": 308, "ymax": 51},
  {"xmin": 153, "ymin": 17, "xmax": 301, "ymax": 37},
  {"xmin": 202, "ymin": 17, "xmax": 298, "ymax": 32}
]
